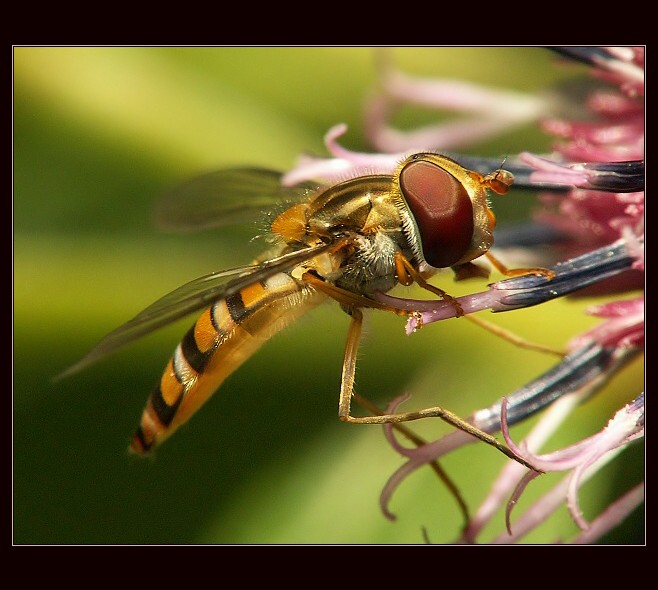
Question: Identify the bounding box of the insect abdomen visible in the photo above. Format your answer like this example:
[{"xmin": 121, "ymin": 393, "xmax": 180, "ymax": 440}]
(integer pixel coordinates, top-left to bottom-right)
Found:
[{"xmin": 130, "ymin": 273, "xmax": 321, "ymax": 454}]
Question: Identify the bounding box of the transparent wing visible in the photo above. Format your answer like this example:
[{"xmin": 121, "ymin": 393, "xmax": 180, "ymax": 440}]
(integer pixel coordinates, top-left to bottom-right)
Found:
[
  {"xmin": 155, "ymin": 167, "xmax": 319, "ymax": 232},
  {"xmin": 58, "ymin": 241, "xmax": 335, "ymax": 379}
]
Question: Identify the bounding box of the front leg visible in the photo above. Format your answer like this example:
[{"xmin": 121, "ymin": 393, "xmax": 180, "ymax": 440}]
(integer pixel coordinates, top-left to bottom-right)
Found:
[
  {"xmin": 395, "ymin": 252, "xmax": 464, "ymax": 317},
  {"xmin": 393, "ymin": 252, "xmax": 563, "ymax": 356}
]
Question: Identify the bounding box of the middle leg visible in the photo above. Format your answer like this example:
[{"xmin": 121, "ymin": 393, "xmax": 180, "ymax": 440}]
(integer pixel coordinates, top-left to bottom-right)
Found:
[{"xmin": 337, "ymin": 306, "xmax": 539, "ymax": 471}]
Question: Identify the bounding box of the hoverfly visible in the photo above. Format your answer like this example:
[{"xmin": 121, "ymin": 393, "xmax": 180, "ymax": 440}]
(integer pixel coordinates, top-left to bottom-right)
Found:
[{"xmin": 63, "ymin": 152, "xmax": 553, "ymax": 456}]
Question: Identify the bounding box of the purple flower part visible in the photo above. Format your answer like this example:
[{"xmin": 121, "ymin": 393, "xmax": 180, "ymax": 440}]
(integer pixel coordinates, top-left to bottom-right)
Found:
[
  {"xmin": 541, "ymin": 118, "xmax": 643, "ymax": 148},
  {"xmin": 371, "ymin": 289, "xmax": 499, "ymax": 334},
  {"xmin": 491, "ymin": 463, "xmax": 588, "ymax": 543},
  {"xmin": 541, "ymin": 100, "xmax": 644, "ymax": 162},
  {"xmin": 320, "ymin": 123, "xmax": 404, "ymax": 170},
  {"xmin": 492, "ymin": 436, "xmax": 638, "ymax": 543},
  {"xmin": 281, "ymin": 154, "xmax": 354, "ymax": 187},
  {"xmin": 379, "ymin": 428, "xmax": 475, "ymax": 523},
  {"xmin": 379, "ymin": 394, "xmax": 466, "ymax": 521},
  {"xmin": 378, "ymin": 341, "xmax": 640, "ymax": 537},
  {"xmin": 380, "ymin": 70, "xmax": 545, "ymax": 116},
  {"xmin": 364, "ymin": 68, "xmax": 546, "ymax": 152},
  {"xmin": 505, "ymin": 469, "xmax": 542, "ymax": 535},
  {"xmin": 593, "ymin": 55, "xmax": 645, "ymax": 99},
  {"xmin": 555, "ymin": 140, "xmax": 643, "ymax": 164},
  {"xmin": 533, "ymin": 192, "xmax": 643, "ymax": 260},
  {"xmin": 540, "ymin": 102, "xmax": 644, "ymax": 161},
  {"xmin": 621, "ymin": 226, "xmax": 644, "ymax": 272},
  {"xmin": 568, "ymin": 296, "xmax": 644, "ymax": 350},
  {"xmin": 394, "ymin": 237, "xmax": 638, "ymax": 331},
  {"xmin": 615, "ymin": 192, "xmax": 644, "ymax": 205},
  {"xmin": 281, "ymin": 124, "xmax": 403, "ymax": 186},
  {"xmin": 379, "ymin": 461, "xmax": 418, "ymax": 521},
  {"xmin": 500, "ymin": 393, "xmax": 644, "ymax": 530},
  {"xmin": 543, "ymin": 48, "xmax": 643, "ymax": 163},
  {"xmin": 517, "ymin": 152, "xmax": 591, "ymax": 187},
  {"xmin": 518, "ymin": 152, "xmax": 644, "ymax": 195},
  {"xmin": 460, "ymin": 386, "xmax": 588, "ymax": 542},
  {"xmin": 604, "ymin": 46, "xmax": 645, "ymax": 70},
  {"xmin": 571, "ymin": 482, "xmax": 644, "ymax": 544},
  {"xmin": 458, "ymin": 458, "xmax": 530, "ymax": 543},
  {"xmin": 587, "ymin": 90, "xmax": 643, "ymax": 118},
  {"xmin": 586, "ymin": 297, "xmax": 643, "ymax": 318},
  {"xmin": 552, "ymin": 47, "xmax": 644, "ymax": 98},
  {"xmin": 368, "ymin": 116, "xmax": 520, "ymax": 155},
  {"xmin": 566, "ymin": 420, "xmax": 643, "ymax": 532},
  {"xmin": 380, "ymin": 393, "xmax": 418, "ymax": 458},
  {"xmin": 493, "ymin": 477, "xmax": 573, "ymax": 542},
  {"xmin": 436, "ymin": 343, "xmax": 636, "ymax": 540},
  {"xmin": 379, "ymin": 343, "xmax": 598, "ymax": 525},
  {"xmin": 376, "ymin": 389, "xmax": 543, "ymax": 522},
  {"xmin": 500, "ymin": 394, "xmax": 643, "ymax": 474}
]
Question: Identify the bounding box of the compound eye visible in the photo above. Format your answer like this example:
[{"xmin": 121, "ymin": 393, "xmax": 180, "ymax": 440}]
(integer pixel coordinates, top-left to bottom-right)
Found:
[{"xmin": 400, "ymin": 160, "xmax": 474, "ymax": 268}]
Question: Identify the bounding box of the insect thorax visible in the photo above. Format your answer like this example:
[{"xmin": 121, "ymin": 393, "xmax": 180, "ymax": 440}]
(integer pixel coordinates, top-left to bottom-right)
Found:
[
  {"xmin": 334, "ymin": 231, "xmax": 405, "ymax": 295},
  {"xmin": 301, "ymin": 177, "xmax": 414, "ymax": 295}
]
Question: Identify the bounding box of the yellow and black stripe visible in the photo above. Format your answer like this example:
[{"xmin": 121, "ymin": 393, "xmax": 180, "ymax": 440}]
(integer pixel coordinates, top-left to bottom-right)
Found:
[{"xmin": 130, "ymin": 272, "xmax": 324, "ymax": 454}]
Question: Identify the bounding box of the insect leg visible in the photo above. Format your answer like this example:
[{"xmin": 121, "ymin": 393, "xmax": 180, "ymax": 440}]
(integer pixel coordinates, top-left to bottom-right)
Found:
[
  {"xmin": 394, "ymin": 252, "xmax": 464, "ymax": 317},
  {"xmin": 465, "ymin": 315, "xmax": 565, "ymax": 357},
  {"xmin": 395, "ymin": 253, "xmax": 563, "ymax": 356},
  {"xmin": 300, "ymin": 270, "xmax": 410, "ymax": 316},
  {"xmin": 485, "ymin": 250, "xmax": 555, "ymax": 279},
  {"xmin": 337, "ymin": 307, "xmax": 538, "ymax": 471}
]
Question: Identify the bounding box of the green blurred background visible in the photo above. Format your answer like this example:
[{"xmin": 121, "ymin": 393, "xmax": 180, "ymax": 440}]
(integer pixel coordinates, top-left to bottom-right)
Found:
[{"xmin": 13, "ymin": 47, "xmax": 644, "ymax": 544}]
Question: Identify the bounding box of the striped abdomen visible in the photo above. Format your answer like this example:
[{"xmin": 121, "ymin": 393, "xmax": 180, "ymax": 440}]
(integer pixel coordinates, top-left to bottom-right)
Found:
[{"xmin": 130, "ymin": 272, "xmax": 322, "ymax": 454}]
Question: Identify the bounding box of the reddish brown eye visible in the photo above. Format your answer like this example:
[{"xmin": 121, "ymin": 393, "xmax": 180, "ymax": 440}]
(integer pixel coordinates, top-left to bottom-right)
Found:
[{"xmin": 400, "ymin": 160, "xmax": 474, "ymax": 268}]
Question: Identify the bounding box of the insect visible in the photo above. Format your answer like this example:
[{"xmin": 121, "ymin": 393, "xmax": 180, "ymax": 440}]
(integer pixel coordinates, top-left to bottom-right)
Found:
[{"xmin": 63, "ymin": 152, "xmax": 553, "ymax": 457}]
